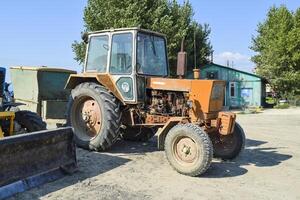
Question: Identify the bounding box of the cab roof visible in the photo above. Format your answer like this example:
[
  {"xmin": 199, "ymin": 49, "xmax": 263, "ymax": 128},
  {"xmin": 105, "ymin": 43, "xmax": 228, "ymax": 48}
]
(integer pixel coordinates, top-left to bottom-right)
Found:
[{"xmin": 88, "ymin": 27, "xmax": 166, "ymax": 37}]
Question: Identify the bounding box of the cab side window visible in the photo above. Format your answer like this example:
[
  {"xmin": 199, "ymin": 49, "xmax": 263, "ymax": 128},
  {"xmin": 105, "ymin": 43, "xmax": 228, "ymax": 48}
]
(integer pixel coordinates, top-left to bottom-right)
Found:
[{"xmin": 86, "ymin": 35, "xmax": 109, "ymax": 72}]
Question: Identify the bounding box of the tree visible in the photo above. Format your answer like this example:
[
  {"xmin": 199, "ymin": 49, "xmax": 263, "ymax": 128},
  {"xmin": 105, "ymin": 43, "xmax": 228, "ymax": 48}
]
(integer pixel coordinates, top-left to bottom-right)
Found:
[
  {"xmin": 72, "ymin": 0, "xmax": 212, "ymax": 75},
  {"xmin": 251, "ymin": 5, "xmax": 300, "ymax": 98}
]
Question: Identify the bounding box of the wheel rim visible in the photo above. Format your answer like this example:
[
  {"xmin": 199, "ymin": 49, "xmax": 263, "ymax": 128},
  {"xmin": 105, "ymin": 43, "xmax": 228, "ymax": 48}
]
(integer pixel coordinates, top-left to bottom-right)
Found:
[
  {"xmin": 173, "ymin": 136, "xmax": 199, "ymax": 165},
  {"xmin": 72, "ymin": 96, "xmax": 102, "ymax": 140}
]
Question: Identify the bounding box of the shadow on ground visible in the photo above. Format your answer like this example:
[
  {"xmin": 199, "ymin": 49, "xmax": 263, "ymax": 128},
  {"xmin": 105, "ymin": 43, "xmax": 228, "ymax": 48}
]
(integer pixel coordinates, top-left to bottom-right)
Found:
[
  {"xmin": 108, "ymin": 136, "xmax": 292, "ymax": 178},
  {"xmin": 108, "ymin": 137, "xmax": 157, "ymax": 154},
  {"xmin": 9, "ymin": 150, "xmax": 131, "ymax": 200},
  {"xmin": 204, "ymin": 138, "xmax": 292, "ymax": 178},
  {"xmin": 10, "ymin": 137, "xmax": 293, "ymax": 199},
  {"xmin": 104, "ymin": 136, "xmax": 293, "ymax": 178}
]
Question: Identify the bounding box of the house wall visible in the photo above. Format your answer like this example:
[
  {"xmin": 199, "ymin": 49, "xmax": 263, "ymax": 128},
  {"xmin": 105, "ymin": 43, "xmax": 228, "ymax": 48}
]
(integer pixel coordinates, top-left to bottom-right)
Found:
[{"xmin": 187, "ymin": 65, "xmax": 263, "ymax": 108}]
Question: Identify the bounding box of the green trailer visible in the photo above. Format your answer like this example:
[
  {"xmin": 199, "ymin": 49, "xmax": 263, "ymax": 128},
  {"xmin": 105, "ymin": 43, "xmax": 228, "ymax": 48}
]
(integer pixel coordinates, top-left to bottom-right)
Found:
[{"xmin": 10, "ymin": 66, "xmax": 76, "ymax": 119}]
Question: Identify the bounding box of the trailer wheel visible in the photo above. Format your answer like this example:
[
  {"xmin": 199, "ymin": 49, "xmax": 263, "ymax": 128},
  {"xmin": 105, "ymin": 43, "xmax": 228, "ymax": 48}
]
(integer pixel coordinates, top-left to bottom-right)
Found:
[
  {"xmin": 14, "ymin": 111, "xmax": 47, "ymax": 133},
  {"xmin": 121, "ymin": 126, "xmax": 157, "ymax": 142},
  {"xmin": 164, "ymin": 124, "xmax": 213, "ymax": 177},
  {"xmin": 68, "ymin": 82, "xmax": 122, "ymax": 151},
  {"xmin": 211, "ymin": 123, "xmax": 245, "ymax": 160}
]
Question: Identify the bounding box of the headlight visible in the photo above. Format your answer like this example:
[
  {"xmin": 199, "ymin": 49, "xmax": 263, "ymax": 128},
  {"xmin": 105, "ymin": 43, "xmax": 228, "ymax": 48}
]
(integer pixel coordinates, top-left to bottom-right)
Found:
[
  {"xmin": 121, "ymin": 82, "xmax": 130, "ymax": 93},
  {"xmin": 116, "ymin": 77, "xmax": 133, "ymax": 100}
]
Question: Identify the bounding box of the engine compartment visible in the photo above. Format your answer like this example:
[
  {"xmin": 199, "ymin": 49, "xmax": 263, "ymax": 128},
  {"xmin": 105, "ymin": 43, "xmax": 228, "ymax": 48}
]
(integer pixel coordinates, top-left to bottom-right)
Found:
[
  {"xmin": 124, "ymin": 89, "xmax": 191, "ymax": 125},
  {"xmin": 147, "ymin": 90, "xmax": 189, "ymax": 116}
]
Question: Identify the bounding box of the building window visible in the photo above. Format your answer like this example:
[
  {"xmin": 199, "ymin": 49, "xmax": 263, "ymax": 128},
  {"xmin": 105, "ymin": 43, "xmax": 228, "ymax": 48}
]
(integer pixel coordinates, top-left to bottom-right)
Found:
[
  {"xmin": 230, "ymin": 82, "xmax": 236, "ymax": 97},
  {"xmin": 206, "ymin": 71, "xmax": 218, "ymax": 79}
]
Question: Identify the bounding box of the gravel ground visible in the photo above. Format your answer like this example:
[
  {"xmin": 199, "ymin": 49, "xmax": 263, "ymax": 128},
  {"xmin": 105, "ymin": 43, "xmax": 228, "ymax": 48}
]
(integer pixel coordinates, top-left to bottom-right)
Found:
[{"xmin": 9, "ymin": 108, "xmax": 300, "ymax": 200}]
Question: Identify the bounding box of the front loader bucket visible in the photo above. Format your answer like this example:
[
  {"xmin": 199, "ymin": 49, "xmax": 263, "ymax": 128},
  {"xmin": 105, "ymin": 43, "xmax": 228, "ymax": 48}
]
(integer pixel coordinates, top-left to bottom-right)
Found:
[{"xmin": 0, "ymin": 127, "xmax": 77, "ymax": 199}]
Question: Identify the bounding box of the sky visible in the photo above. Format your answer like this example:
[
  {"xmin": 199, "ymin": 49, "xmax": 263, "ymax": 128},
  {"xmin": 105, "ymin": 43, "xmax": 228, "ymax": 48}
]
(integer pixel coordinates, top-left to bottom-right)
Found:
[{"xmin": 0, "ymin": 0, "xmax": 299, "ymax": 80}]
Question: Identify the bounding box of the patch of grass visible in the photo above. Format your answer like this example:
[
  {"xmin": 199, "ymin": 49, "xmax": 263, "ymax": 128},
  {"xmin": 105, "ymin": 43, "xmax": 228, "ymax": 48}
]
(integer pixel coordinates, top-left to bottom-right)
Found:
[
  {"xmin": 238, "ymin": 106, "xmax": 263, "ymax": 114},
  {"xmin": 266, "ymin": 97, "xmax": 276, "ymax": 104},
  {"xmin": 274, "ymin": 104, "xmax": 290, "ymax": 109}
]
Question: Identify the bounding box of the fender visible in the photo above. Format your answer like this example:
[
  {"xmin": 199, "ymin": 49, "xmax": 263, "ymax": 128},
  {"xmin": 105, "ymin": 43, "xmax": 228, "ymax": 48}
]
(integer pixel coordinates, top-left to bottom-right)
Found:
[
  {"xmin": 65, "ymin": 73, "xmax": 124, "ymax": 104},
  {"xmin": 157, "ymin": 117, "xmax": 190, "ymax": 150}
]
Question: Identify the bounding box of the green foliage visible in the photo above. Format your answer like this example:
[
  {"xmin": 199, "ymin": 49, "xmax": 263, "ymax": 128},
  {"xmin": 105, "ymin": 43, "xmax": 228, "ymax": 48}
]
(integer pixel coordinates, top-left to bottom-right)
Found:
[
  {"xmin": 266, "ymin": 96, "xmax": 276, "ymax": 104},
  {"xmin": 251, "ymin": 5, "xmax": 300, "ymax": 97},
  {"xmin": 72, "ymin": 0, "xmax": 212, "ymax": 74},
  {"xmin": 274, "ymin": 104, "xmax": 290, "ymax": 109}
]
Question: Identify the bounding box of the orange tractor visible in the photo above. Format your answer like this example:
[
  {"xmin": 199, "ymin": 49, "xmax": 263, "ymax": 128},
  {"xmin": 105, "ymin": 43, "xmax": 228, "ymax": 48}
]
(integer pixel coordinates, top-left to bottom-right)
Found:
[{"xmin": 65, "ymin": 28, "xmax": 245, "ymax": 176}]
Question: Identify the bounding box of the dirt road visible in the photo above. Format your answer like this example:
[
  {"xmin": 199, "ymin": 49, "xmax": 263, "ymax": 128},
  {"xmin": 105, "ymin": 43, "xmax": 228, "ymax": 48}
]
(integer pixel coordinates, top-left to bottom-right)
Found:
[{"xmin": 10, "ymin": 108, "xmax": 300, "ymax": 200}]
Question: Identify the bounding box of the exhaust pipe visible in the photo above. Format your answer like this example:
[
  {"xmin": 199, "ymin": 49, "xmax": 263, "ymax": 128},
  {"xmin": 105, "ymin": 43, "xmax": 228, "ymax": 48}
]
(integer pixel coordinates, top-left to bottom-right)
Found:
[{"xmin": 176, "ymin": 39, "xmax": 187, "ymax": 79}]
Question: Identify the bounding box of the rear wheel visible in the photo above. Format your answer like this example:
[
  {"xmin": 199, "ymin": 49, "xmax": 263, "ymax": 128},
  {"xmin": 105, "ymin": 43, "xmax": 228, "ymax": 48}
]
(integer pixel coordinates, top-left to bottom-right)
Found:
[
  {"xmin": 14, "ymin": 111, "xmax": 47, "ymax": 134},
  {"xmin": 121, "ymin": 126, "xmax": 158, "ymax": 142},
  {"xmin": 67, "ymin": 82, "xmax": 122, "ymax": 151},
  {"xmin": 164, "ymin": 124, "xmax": 213, "ymax": 177},
  {"xmin": 211, "ymin": 123, "xmax": 245, "ymax": 160}
]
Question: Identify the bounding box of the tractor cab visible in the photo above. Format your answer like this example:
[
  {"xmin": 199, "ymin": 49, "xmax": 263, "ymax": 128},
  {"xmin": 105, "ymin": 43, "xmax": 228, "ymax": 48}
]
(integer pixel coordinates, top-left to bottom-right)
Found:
[
  {"xmin": 78, "ymin": 28, "xmax": 168, "ymax": 103},
  {"xmin": 85, "ymin": 28, "xmax": 168, "ymax": 77}
]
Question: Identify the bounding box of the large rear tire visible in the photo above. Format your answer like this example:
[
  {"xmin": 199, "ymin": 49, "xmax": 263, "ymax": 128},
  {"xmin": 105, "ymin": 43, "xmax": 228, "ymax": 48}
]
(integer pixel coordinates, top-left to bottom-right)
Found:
[
  {"xmin": 164, "ymin": 124, "xmax": 213, "ymax": 177},
  {"xmin": 211, "ymin": 123, "xmax": 245, "ymax": 160},
  {"xmin": 67, "ymin": 82, "xmax": 122, "ymax": 151},
  {"xmin": 121, "ymin": 126, "xmax": 157, "ymax": 142},
  {"xmin": 14, "ymin": 111, "xmax": 47, "ymax": 133}
]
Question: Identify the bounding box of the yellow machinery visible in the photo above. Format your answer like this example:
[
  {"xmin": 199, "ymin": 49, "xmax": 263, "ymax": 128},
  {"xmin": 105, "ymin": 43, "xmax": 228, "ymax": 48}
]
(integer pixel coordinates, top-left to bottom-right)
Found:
[
  {"xmin": 0, "ymin": 67, "xmax": 77, "ymax": 199},
  {"xmin": 0, "ymin": 111, "xmax": 14, "ymax": 138}
]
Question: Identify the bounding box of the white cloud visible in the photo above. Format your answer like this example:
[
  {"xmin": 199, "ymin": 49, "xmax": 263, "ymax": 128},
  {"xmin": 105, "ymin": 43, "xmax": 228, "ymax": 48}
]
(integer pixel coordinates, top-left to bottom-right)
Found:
[
  {"xmin": 217, "ymin": 52, "xmax": 250, "ymax": 61},
  {"xmin": 213, "ymin": 51, "xmax": 255, "ymax": 73}
]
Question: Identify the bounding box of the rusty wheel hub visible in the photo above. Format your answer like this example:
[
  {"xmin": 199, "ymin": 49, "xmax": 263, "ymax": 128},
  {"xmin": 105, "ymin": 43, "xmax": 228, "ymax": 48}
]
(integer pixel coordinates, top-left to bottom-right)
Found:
[
  {"xmin": 81, "ymin": 99, "xmax": 101, "ymax": 137},
  {"xmin": 175, "ymin": 137, "xmax": 198, "ymax": 163}
]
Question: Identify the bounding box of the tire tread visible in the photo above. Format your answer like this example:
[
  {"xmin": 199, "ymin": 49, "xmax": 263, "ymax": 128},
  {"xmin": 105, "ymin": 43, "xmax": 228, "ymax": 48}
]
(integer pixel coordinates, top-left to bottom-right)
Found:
[{"xmin": 67, "ymin": 82, "xmax": 121, "ymax": 151}]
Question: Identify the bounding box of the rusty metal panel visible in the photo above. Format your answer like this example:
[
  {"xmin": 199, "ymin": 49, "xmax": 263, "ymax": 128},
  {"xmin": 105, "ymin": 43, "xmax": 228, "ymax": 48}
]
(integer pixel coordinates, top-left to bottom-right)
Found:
[
  {"xmin": 189, "ymin": 80, "xmax": 213, "ymax": 121},
  {"xmin": 145, "ymin": 114, "xmax": 170, "ymax": 124},
  {"xmin": 65, "ymin": 73, "xmax": 125, "ymax": 104},
  {"xmin": 218, "ymin": 112, "xmax": 236, "ymax": 135},
  {"xmin": 177, "ymin": 52, "xmax": 187, "ymax": 77},
  {"xmin": 147, "ymin": 78, "xmax": 225, "ymax": 122},
  {"xmin": 209, "ymin": 81, "xmax": 225, "ymax": 112}
]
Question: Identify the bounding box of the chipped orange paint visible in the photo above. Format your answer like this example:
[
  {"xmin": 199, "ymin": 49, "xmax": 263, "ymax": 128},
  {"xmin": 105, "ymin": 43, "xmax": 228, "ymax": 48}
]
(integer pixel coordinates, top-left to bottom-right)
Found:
[
  {"xmin": 147, "ymin": 77, "xmax": 225, "ymax": 122},
  {"xmin": 65, "ymin": 73, "xmax": 124, "ymax": 103},
  {"xmin": 66, "ymin": 74, "xmax": 226, "ymax": 122}
]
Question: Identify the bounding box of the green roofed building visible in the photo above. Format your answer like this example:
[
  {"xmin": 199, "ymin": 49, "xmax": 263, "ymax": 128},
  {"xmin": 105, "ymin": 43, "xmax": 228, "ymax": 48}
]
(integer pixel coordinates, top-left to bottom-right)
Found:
[{"xmin": 187, "ymin": 63, "xmax": 267, "ymax": 109}]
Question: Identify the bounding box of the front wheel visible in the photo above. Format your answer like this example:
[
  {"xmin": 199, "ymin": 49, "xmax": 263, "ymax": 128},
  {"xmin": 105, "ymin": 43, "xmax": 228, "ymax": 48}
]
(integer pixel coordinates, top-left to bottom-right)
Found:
[
  {"xmin": 67, "ymin": 82, "xmax": 122, "ymax": 151},
  {"xmin": 211, "ymin": 123, "xmax": 245, "ymax": 160},
  {"xmin": 164, "ymin": 124, "xmax": 213, "ymax": 177}
]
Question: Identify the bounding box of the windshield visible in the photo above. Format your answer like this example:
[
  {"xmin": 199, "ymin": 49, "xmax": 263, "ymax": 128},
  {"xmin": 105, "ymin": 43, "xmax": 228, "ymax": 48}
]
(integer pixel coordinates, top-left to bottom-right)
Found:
[
  {"xmin": 86, "ymin": 35, "xmax": 109, "ymax": 72},
  {"xmin": 137, "ymin": 33, "xmax": 168, "ymax": 76},
  {"xmin": 110, "ymin": 33, "xmax": 133, "ymax": 74}
]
